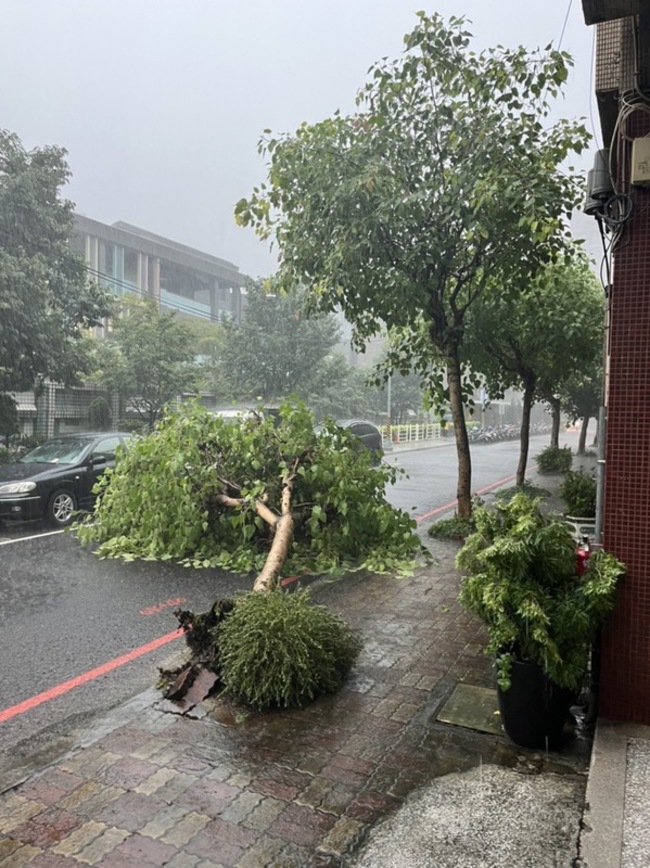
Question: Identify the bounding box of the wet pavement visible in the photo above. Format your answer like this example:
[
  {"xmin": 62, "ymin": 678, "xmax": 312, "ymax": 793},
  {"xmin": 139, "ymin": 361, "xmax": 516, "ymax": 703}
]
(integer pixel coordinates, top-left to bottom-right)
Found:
[{"xmin": 0, "ymin": 526, "xmax": 593, "ymax": 867}]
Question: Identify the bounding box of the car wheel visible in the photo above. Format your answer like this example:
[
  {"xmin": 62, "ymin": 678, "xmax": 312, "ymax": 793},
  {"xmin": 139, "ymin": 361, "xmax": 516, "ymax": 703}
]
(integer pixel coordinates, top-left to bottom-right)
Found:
[{"xmin": 46, "ymin": 489, "xmax": 77, "ymax": 528}]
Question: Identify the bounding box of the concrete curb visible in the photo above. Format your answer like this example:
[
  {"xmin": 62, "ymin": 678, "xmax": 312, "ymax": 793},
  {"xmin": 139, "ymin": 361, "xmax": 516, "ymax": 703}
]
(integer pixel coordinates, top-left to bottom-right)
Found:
[
  {"xmin": 581, "ymin": 721, "xmax": 650, "ymax": 868},
  {"xmin": 581, "ymin": 721, "xmax": 628, "ymax": 868}
]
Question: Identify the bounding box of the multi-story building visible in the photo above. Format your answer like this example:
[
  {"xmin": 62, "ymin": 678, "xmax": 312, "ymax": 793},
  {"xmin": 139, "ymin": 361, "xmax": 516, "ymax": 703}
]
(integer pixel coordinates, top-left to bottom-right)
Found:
[
  {"xmin": 14, "ymin": 217, "xmax": 250, "ymax": 437},
  {"xmin": 72, "ymin": 215, "xmax": 249, "ymax": 325}
]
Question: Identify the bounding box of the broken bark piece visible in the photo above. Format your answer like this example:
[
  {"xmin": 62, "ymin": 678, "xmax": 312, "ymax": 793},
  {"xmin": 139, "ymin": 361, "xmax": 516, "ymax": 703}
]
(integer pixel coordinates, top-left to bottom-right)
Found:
[{"xmin": 165, "ymin": 663, "xmax": 196, "ymax": 701}]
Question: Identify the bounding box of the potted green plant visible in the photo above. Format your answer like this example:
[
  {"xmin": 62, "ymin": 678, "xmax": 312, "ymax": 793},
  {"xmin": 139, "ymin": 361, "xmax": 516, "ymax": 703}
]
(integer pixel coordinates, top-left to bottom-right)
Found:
[
  {"xmin": 561, "ymin": 469, "xmax": 597, "ymax": 541},
  {"xmin": 456, "ymin": 492, "xmax": 624, "ymax": 749}
]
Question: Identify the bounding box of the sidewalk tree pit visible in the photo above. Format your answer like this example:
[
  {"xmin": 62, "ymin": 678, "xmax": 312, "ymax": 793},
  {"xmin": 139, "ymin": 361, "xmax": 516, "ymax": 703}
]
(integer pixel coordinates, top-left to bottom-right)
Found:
[{"xmin": 78, "ymin": 401, "xmax": 422, "ymax": 708}]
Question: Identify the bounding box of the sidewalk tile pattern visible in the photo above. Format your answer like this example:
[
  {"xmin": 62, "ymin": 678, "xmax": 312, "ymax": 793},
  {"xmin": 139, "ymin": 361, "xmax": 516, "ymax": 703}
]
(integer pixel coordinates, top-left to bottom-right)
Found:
[{"xmin": 1, "ymin": 545, "xmax": 500, "ymax": 867}]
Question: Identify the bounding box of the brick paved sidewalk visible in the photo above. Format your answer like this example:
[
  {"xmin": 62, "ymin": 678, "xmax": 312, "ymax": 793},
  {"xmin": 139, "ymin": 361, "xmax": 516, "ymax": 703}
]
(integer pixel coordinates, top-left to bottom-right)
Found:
[{"xmin": 0, "ymin": 542, "xmax": 530, "ymax": 867}]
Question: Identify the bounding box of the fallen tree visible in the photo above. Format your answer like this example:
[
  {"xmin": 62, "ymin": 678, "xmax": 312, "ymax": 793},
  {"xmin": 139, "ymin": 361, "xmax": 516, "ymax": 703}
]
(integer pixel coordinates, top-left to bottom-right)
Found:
[
  {"xmin": 79, "ymin": 401, "xmax": 423, "ymax": 708},
  {"xmin": 79, "ymin": 400, "xmax": 421, "ymax": 580}
]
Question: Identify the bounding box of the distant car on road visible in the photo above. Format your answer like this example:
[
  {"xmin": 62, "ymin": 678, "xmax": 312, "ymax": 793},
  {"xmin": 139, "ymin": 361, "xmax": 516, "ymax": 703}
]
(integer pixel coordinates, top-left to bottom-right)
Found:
[
  {"xmin": 315, "ymin": 419, "xmax": 384, "ymax": 466},
  {"xmin": 0, "ymin": 432, "xmax": 131, "ymax": 528}
]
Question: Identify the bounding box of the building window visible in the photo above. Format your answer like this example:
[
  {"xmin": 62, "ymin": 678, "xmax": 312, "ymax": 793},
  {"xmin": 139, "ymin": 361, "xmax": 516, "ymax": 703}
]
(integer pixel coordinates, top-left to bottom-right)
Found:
[
  {"xmin": 104, "ymin": 243, "xmax": 114, "ymax": 277},
  {"xmin": 124, "ymin": 249, "xmax": 138, "ymax": 285}
]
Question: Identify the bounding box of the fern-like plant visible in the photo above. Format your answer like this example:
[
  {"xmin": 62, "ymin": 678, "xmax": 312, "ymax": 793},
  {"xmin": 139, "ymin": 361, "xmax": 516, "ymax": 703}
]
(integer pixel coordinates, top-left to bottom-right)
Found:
[
  {"xmin": 535, "ymin": 445, "xmax": 572, "ymax": 475},
  {"xmin": 219, "ymin": 589, "xmax": 363, "ymax": 710},
  {"xmin": 456, "ymin": 492, "xmax": 624, "ymax": 690},
  {"xmin": 560, "ymin": 470, "xmax": 597, "ymax": 517},
  {"xmin": 428, "ymin": 513, "xmax": 476, "ymax": 540}
]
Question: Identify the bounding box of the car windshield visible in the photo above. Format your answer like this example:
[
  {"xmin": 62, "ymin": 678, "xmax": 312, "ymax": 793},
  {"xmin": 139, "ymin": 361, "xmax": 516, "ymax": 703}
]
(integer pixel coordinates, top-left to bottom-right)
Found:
[{"xmin": 19, "ymin": 438, "xmax": 92, "ymax": 465}]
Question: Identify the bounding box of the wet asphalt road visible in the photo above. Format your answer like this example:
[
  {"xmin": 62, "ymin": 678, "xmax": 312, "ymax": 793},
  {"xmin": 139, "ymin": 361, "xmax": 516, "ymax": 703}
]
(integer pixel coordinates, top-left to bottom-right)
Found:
[
  {"xmin": 0, "ymin": 434, "xmax": 571, "ymax": 774},
  {"xmin": 0, "ymin": 530, "xmax": 252, "ymax": 772}
]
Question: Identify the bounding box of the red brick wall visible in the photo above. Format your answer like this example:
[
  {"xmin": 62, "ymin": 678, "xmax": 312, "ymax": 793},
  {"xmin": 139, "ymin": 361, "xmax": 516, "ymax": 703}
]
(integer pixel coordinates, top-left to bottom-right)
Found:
[{"xmin": 600, "ymin": 113, "xmax": 650, "ymax": 722}]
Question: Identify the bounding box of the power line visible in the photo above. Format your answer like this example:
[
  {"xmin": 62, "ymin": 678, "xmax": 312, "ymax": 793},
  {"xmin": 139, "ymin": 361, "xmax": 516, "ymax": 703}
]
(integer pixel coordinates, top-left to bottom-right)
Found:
[
  {"xmin": 556, "ymin": 0, "xmax": 573, "ymax": 53},
  {"xmin": 82, "ymin": 263, "xmax": 235, "ymax": 324},
  {"xmin": 83, "ymin": 263, "xmax": 346, "ymax": 349}
]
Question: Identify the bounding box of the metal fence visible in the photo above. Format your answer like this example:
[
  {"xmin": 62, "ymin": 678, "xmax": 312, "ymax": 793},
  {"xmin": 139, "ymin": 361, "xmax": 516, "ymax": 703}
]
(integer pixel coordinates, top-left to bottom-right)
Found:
[
  {"xmin": 380, "ymin": 423, "xmax": 443, "ymax": 444},
  {"xmin": 14, "ymin": 384, "xmax": 119, "ymax": 439}
]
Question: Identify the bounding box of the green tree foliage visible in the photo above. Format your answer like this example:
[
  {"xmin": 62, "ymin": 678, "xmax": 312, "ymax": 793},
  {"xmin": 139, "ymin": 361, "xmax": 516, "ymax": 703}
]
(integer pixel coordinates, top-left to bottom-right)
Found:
[
  {"xmin": 309, "ymin": 361, "xmax": 376, "ymax": 421},
  {"xmin": 185, "ymin": 318, "xmax": 231, "ymax": 401},
  {"xmin": 90, "ymin": 296, "xmax": 200, "ymax": 430},
  {"xmin": 0, "ymin": 130, "xmax": 110, "ymax": 394},
  {"xmin": 87, "ymin": 396, "xmax": 112, "ymax": 431},
  {"xmin": 235, "ymin": 13, "xmax": 589, "ymax": 516},
  {"xmin": 467, "ymin": 256, "xmax": 603, "ymax": 485},
  {"xmin": 220, "ymin": 281, "xmax": 345, "ymax": 405},
  {"xmin": 369, "ymin": 355, "xmax": 428, "ymax": 424},
  {"xmin": 219, "ymin": 589, "xmax": 363, "ymax": 710},
  {"xmin": 79, "ymin": 400, "xmax": 421, "ymax": 579}
]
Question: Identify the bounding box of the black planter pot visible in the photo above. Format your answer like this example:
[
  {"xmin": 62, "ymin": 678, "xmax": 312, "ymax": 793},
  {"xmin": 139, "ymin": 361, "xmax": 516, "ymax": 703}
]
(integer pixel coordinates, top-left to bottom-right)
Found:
[{"xmin": 497, "ymin": 660, "xmax": 575, "ymax": 750}]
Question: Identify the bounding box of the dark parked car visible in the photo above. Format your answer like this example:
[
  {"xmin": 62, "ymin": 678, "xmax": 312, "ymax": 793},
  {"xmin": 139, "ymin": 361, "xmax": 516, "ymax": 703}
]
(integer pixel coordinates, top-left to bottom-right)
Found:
[
  {"xmin": 0, "ymin": 432, "xmax": 131, "ymax": 528},
  {"xmin": 314, "ymin": 419, "xmax": 383, "ymax": 465},
  {"xmin": 338, "ymin": 420, "xmax": 383, "ymax": 458}
]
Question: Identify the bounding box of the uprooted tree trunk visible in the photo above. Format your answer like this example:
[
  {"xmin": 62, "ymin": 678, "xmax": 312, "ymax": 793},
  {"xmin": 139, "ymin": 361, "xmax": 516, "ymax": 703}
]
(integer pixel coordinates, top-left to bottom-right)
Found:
[
  {"xmin": 215, "ymin": 458, "xmax": 299, "ymax": 593},
  {"xmin": 160, "ymin": 461, "xmax": 300, "ymax": 703}
]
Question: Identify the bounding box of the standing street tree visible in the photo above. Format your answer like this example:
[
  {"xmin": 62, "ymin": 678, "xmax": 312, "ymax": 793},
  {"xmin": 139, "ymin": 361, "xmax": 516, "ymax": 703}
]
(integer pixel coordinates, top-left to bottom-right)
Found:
[
  {"xmin": 235, "ymin": 13, "xmax": 589, "ymax": 516},
  {"xmin": 186, "ymin": 317, "xmax": 231, "ymax": 402},
  {"xmin": 562, "ymin": 367, "xmax": 603, "ymax": 454},
  {"xmin": 0, "ymin": 130, "xmax": 110, "ymax": 395},
  {"xmin": 467, "ymin": 255, "xmax": 603, "ymax": 485},
  {"xmin": 90, "ymin": 297, "xmax": 200, "ymax": 430},
  {"xmin": 220, "ymin": 281, "xmax": 346, "ymax": 405}
]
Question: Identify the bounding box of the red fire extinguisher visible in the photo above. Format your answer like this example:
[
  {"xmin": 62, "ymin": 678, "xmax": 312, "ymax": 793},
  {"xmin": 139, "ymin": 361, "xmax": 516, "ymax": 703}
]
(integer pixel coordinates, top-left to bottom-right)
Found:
[{"xmin": 575, "ymin": 536, "xmax": 591, "ymax": 575}]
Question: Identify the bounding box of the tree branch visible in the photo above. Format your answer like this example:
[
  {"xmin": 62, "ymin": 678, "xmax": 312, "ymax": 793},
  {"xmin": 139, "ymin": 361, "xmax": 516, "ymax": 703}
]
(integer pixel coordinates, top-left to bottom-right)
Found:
[{"xmin": 214, "ymin": 493, "xmax": 279, "ymax": 528}]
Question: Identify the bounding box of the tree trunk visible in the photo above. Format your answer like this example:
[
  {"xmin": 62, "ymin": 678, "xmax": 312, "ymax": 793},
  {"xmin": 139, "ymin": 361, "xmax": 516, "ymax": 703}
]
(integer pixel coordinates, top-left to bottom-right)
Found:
[
  {"xmin": 517, "ymin": 383, "xmax": 535, "ymax": 487},
  {"xmin": 252, "ymin": 472, "xmax": 295, "ymax": 592},
  {"xmin": 577, "ymin": 417, "xmax": 589, "ymax": 455},
  {"xmin": 252, "ymin": 512, "xmax": 294, "ymax": 592},
  {"xmin": 215, "ymin": 461, "xmax": 298, "ymax": 593},
  {"xmin": 447, "ymin": 356, "xmax": 472, "ymax": 517},
  {"xmin": 549, "ymin": 397, "xmax": 561, "ymax": 448}
]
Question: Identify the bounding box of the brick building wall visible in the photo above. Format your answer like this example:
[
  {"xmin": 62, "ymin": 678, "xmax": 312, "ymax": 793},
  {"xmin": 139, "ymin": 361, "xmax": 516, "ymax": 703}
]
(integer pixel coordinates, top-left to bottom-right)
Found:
[{"xmin": 599, "ymin": 109, "xmax": 650, "ymax": 722}]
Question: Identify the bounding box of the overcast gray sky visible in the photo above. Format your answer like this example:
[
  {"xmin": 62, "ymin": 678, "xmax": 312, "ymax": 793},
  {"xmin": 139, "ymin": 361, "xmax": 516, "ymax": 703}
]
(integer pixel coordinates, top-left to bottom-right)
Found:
[{"xmin": 1, "ymin": 1, "xmax": 600, "ymax": 278}]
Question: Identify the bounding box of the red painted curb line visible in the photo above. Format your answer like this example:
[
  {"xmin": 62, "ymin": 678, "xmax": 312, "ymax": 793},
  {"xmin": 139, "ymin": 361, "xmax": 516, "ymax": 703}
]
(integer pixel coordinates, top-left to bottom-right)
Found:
[
  {"xmin": 0, "ymin": 630, "xmax": 182, "ymax": 724},
  {"xmin": 414, "ymin": 473, "xmax": 517, "ymax": 523},
  {"xmin": 0, "ymin": 470, "xmax": 523, "ymax": 724}
]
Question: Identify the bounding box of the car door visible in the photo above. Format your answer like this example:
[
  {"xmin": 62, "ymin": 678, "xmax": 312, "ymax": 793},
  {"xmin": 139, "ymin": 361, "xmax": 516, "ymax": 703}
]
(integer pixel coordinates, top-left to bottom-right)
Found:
[{"xmin": 77, "ymin": 436, "xmax": 122, "ymax": 510}]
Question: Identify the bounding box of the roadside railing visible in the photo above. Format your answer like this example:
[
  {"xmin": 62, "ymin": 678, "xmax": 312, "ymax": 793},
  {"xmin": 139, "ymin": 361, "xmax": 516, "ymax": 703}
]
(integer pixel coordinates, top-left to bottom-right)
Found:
[{"xmin": 380, "ymin": 423, "xmax": 443, "ymax": 444}]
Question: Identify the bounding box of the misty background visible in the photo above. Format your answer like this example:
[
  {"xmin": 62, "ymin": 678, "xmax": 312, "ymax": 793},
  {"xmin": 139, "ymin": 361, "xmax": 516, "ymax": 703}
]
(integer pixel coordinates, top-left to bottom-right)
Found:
[{"xmin": 1, "ymin": 0, "xmax": 601, "ymax": 279}]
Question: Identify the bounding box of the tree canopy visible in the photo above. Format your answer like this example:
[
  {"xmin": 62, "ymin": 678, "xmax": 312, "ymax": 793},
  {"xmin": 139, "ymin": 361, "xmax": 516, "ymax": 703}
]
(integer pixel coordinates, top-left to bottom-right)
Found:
[
  {"xmin": 466, "ymin": 255, "xmax": 603, "ymax": 483},
  {"xmin": 220, "ymin": 281, "xmax": 345, "ymax": 405},
  {"xmin": 90, "ymin": 296, "xmax": 200, "ymax": 430},
  {"xmin": 0, "ymin": 130, "xmax": 110, "ymax": 393},
  {"xmin": 236, "ymin": 13, "xmax": 589, "ymax": 515},
  {"xmin": 186, "ymin": 317, "xmax": 231, "ymax": 401},
  {"xmin": 79, "ymin": 401, "xmax": 421, "ymax": 585},
  {"xmin": 562, "ymin": 365, "xmax": 602, "ymax": 454}
]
